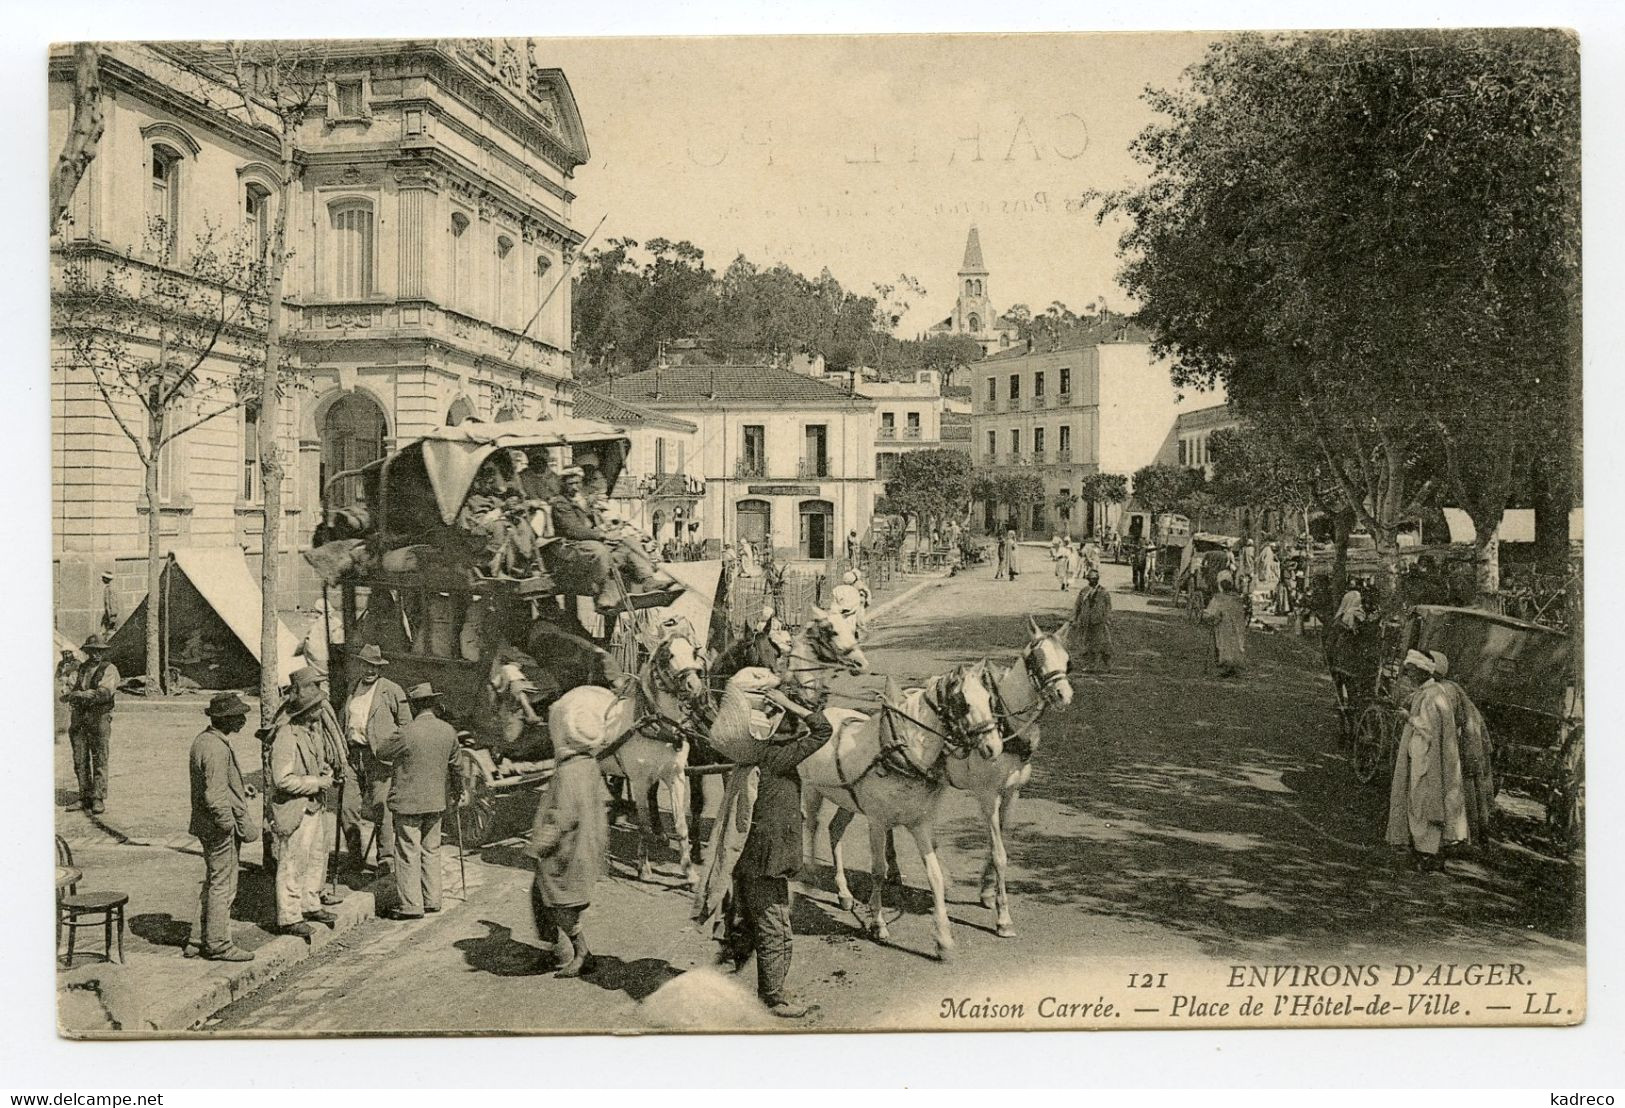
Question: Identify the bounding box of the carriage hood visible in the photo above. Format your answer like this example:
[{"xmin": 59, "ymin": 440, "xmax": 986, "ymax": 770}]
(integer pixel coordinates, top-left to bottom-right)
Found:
[{"xmin": 384, "ymin": 418, "xmax": 633, "ymax": 527}]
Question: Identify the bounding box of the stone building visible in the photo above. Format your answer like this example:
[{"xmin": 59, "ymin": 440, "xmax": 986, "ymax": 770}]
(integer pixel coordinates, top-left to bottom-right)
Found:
[
  {"xmin": 926, "ymin": 226, "xmax": 1021, "ymax": 357},
  {"xmin": 970, "ymin": 328, "xmax": 1219, "ymax": 538},
  {"xmin": 50, "ymin": 39, "xmax": 590, "ymax": 639},
  {"xmin": 603, "ymin": 364, "xmax": 877, "ymax": 566},
  {"xmin": 571, "ymin": 388, "xmax": 703, "ymax": 547},
  {"xmin": 857, "ymin": 369, "xmax": 951, "ymax": 483}
]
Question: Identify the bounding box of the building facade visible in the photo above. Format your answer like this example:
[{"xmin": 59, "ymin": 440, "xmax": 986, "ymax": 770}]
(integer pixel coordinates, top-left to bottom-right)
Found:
[
  {"xmin": 603, "ymin": 364, "xmax": 877, "ymax": 566},
  {"xmin": 926, "ymin": 226, "xmax": 1020, "ymax": 357},
  {"xmin": 50, "ymin": 39, "xmax": 590, "ymax": 638},
  {"xmin": 1164, "ymin": 400, "xmax": 1241, "ymax": 477},
  {"xmin": 970, "ymin": 332, "xmax": 1215, "ymax": 538},
  {"xmin": 857, "ymin": 369, "xmax": 950, "ymax": 483}
]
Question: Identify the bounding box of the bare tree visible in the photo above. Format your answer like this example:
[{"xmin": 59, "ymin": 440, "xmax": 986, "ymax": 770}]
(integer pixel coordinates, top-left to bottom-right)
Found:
[
  {"xmin": 167, "ymin": 41, "xmax": 331, "ymax": 725},
  {"xmin": 55, "ymin": 220, "xmax": 268, "ymax": 690}
]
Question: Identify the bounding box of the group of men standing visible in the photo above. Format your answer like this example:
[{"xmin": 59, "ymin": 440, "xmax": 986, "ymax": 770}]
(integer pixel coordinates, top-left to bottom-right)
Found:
[{"xmin": 184, "ymin": 647, "xmax": 462, "ymax": 959}]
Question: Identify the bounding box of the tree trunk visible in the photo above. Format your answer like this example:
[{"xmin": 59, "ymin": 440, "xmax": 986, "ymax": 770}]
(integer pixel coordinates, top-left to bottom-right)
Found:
[
  {"xmin": 1331, "ymin": 510, "xmax": 1350, "ymax": 602},
  {"xmin": 49, "ymin": 42, "xmax": 104, "ymax": 235},
  {"xmin": 1372, "ymin": 526, "xmax": 1403, "ymax": 615},
  {"xmin": 144, "ymin": 451, "xmax": 164, "ymax": 694},
  {"xmin": 1473, "ymin": 534, "xmax": 1501, "ymax": 611},
  {"xmin": 258, "ymin": 139, "xmax": 294, "ymax": 729}
]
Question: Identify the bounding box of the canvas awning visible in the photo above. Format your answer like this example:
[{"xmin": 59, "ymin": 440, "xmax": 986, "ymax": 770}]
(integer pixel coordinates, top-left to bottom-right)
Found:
[
  {"xmin": 169, "ymin": 547, "xmax": 304, "ymax": 683},
  {"xmin": 658, "ymin": 560, "xmax": 724, "ymax": 653},
  {"xmin": 1440, "ymin": 508, "xmax": 1538, "ymax": 545}
]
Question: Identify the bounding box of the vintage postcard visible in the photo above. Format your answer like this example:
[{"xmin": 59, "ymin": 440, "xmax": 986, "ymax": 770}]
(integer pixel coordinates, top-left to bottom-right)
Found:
[{"xmin": 48, "ymin": 29, "xmax": 1582, "ymax": 1037}]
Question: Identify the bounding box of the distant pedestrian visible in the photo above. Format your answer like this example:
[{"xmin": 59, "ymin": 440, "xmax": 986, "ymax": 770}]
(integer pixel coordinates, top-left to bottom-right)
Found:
[
  {"xmin": 1081, "ymin": 536, "xmax": 1102, "ymax": 577},
  {"xmin": 1202, "ymin": 577, "xmax": 1248, "ymax": 677},
  {"xmin": 1059, "ymin": 539, "xmax": 1083, "ymax": 591},
  {"xmin": 376, "ymin": 683, "xmax": 461, "ymax": 921},
  {"xmin": 99, "ymin": 571, "xmax": 119, "ymax": 636},
  {"xmin": 64, "ymin": 634, "xmax": 119, "ymax": 814},
  {"xmin": 269, "ymin": 684, "xmax": 336, "ymax": 937},
  {"xmin": 1069, "ymin": 569, "xmax": 1114, "ymax": 672},
  {"xmin": 188, "ymin": 693, "xmax": 258, "ymax": 962},
  {"xmin": 1003, "ymin": 529, "xmax": 1020, "ymax": 582},
  {"xmin": 846, "ymin": 529, "xmax": 859, "ymax": 561},
  {"xmin": 55, "ymin": 648, "xmax": 78, "ymax": 739},
  {"xmin": 526, "ymin": 695, "xmax": 611, "ymax": 978}
]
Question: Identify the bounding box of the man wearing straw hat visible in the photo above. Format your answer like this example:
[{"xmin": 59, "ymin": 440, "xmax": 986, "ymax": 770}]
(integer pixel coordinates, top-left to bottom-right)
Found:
[
  {"xmin": 269, "ymin": 683, "xmax": 335, "ymax": 937},
  {"xmin": 376, "ymin": 682, "xmax": 461, "ymax": 921}
]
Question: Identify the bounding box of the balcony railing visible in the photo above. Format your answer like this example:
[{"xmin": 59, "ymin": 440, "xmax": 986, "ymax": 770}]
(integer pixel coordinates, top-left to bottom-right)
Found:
[
  {"xmin": 1056, "ymin": 448, "xmax": 1073, "ymax": 463},
  {"xmin": 734, "ymin": 457, "xmax": 766, "ymax": 479},
  {"xmin": 1032, "ymin": 449, "xmax": 1047, "ymax": 464},
  {"xmin": 902, "ymin": 425, "xmax": 921, "ymax": 440},
  {"xmin": 797, "ymin": 458, "xmax": 830, "ymax": 479},
  {"xmin": 1058, "ymin": 389, "xmax": 1072, "ymax": 405},
  {"xmin": 878, "ymin": 425, "xmax": 897, "ymax": 440}
]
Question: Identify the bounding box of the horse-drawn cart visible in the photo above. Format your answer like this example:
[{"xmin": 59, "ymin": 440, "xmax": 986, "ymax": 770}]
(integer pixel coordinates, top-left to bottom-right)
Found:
[
  {"xmin": 1327, "ymin": 604, "xmax": 1582, "ymax": 854},
  {"xmin": 308, "ymin": 419, "xmax": 708, "ymax": 847}
]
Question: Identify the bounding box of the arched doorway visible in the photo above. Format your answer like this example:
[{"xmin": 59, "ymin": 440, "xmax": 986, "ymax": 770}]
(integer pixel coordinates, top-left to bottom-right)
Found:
[
  {"xmin": 735, "ymin": 498, "xmax": 771, "ymax": 553},
  {"xmin": 321, "ymin": 392, "xmax": 387, "ymax": 509},
  {"xmin": 799, "ymin": 499, "xmax": 834, "ymax": 560},
  {"xmin": 446, "ymin": 397, "xmax": 476, "ymax": 426}
]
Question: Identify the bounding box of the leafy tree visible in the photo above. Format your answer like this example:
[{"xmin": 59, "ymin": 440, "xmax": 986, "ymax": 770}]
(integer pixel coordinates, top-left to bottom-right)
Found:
[
  {"xmin": 883, "ymin": 449, "xmax": 974, "ymax": 536},
  {"xmin": 1207, "ymin": 424, "xmax": 1324, "ymax": 540},
  {"xmin": 1131, "ymin": 463, "xmax": 1203, "ymax": 547},
  {"xmin": 56, "ymin": 220, "xmax": 270, "ymax": 690},
  {"xmin": 1098, "ymin": 30, "xmax": 1579, "ymax": 609},
  {"xmin": 1077, "ymin": 471, "xmax": 1129, "ymax": 534}
]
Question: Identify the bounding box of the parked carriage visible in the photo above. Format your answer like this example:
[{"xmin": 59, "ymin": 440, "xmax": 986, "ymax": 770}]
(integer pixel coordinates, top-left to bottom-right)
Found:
[
  {"xmin": 1328, "ymin": 603, "xmax": 1582, "ymax": 854},
  {"xmin": 307, "ymin": 419, "xmax": 707, "ymax": 846}
]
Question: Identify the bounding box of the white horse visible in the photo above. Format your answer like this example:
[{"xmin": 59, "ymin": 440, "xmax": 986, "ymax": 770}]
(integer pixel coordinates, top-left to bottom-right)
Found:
[
  {"xmin": 799, "ymin": 662, "xmax": 1002, "ymax": 961},
  {"xmin": 549, "ymin": 632, "xmax": 710, "ymax": 885},
  {"xmin": 944, "ymin": 616, "xmax": 1074, "ymax": 937}
]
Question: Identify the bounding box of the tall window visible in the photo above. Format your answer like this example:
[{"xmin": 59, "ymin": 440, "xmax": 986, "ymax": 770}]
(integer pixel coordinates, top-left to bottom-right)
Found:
[
  {"xmin": 1034, "ymin": 371, "xmax": 1046, "ymax": 397},
  {"xmin": 741, "ymin": 424, "xmax": 765, "ymax": 475},
  {"xmin": 985, "ymin": 378, "xmax": 996, "ymax": 406},
  {"xmin": 149, "ymin": 145, "xmax": 181, "ymax": 258},
  {"xmin": 906, "ymin": 411, "xmax": 920, "ymax": 437},
  {"xmin": 242, "ymin": 406, "xmax": 260, "ymax": 501},
  {"xmin": 803, "ymin": 424, "xmax": 829, "ymax": 477},
  {"xmin": 986, "ymin": 430, "xmax": 996, "ymax": 458},
  {"xmin": 495, "ymin": 235, "xmax": 515, "ymax": 327},
  {"xmin": 449, "ymin": 212, "xmax": 470, "ymax": 309},
  {"xmin": 329, "ymin": 201, "xmax": 375, "ymax": 298},
  {"xmin": 880, "ymin": 412, "xmax": 895, "ymax": 436},
  {"xmin": 1060, "ymin": 366, "xmax": 1072, "ymax": 394},
  {"xmin": 799, "ymin": 500, "xmax": 834, "ymax": 559},
  {"xmin": 967, "ymin": 313, "xmax": 981, "ymax": 332},
  {"xmin": 1009, "ymin": 374, "xmax": 1020, "ymax": 401},
  {"xmin": 244, "ymin": 183, "xmax": 271, "ymax": 259},
  {"xmin": 1059, "ymin": 424, "xmax": 1072, "ymax": 454},
  {"xmin": 1009, "ymin": 429, "xmax": 1021, "ymax": 458},
  {"xmin": 333, "ymin": 79, "xmax": 365, "ymax": 118},
  {"xmin": 1033, "ymin": 427, "xmax": 1046, "ymax": 458}
]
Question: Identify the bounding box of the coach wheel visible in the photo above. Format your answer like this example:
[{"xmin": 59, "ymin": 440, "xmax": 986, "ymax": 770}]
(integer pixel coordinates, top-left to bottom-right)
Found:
[
  {"xmin": 448, "ymin": 749, "xmax": 497, "ymax": 847},
  {"xmin": 1351, "ymin": 705, "xmax": 1395, "ymax": 786}
]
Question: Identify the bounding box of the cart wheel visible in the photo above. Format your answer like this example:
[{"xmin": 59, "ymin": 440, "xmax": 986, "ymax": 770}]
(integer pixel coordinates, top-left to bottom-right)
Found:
[
  {"xmin": 1351, "ymin": 705, "xmax": 1396, "ymax": 786},
  {"xmin": 448, "ymin": 750, "xmax": 497, "ymax": 848}
]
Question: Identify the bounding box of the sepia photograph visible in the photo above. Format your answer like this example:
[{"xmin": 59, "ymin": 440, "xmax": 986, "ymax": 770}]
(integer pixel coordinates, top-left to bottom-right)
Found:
[{"xmin": 44, "ymin": 25, "xmax": 1585, "ymax": 1042}]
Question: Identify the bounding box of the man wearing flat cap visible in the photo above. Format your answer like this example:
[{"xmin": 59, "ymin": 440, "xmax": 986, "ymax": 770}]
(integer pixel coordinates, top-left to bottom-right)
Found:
[
  {"xmin": 64, "ymin": 634, "xmax": 119, "ymax": 814},
  {"xmin": 189, "ymin": 693, "xmax": 258, "ymax": 961},
  {"xmin": 375, "ymin": 682, "xmax": 461, "ymax": 920},
  {"xmin": 342, "ymin": 644, "xmax": 412, "ymax": 871}
]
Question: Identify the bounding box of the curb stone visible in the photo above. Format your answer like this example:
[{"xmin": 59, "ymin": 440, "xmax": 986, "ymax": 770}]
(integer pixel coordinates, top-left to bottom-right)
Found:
[{"xmin": 59, "ymin": 876, "xmax": 382, "ymax": 1037}]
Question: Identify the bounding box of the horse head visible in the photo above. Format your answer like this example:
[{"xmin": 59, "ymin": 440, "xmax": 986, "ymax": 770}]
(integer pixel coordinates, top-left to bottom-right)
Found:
[
  {"xmin": 1025, "ymin": 615, "xmax": 1074, "ymax": 708},
  {"xmin": 807, "ymin": 606, "xmax": 869, "ymax": 674},
  {"xmin": 936, "ymin": 661, "xmax": 1002, "ymax": 761},
  {"xmin": 652, "ymin": 633, "xmax": 709, "ymax": 709}
]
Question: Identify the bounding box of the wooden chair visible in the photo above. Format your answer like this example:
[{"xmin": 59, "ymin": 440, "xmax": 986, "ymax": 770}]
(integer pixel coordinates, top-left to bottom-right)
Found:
[{"xmin": 55, "ymin": 836, "xmax": 127, "ymax": 968}]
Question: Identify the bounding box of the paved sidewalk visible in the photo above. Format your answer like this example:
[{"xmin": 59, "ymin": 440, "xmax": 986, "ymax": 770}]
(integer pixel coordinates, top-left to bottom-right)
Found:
[{"xmin": 54, "ymin": 699, "xmax": 391, "ymax": 1035}]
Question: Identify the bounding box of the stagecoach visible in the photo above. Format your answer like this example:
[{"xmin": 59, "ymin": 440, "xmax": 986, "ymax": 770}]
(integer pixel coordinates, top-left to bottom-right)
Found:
[
  {"xmin": 1327, "ymin": 603, "xmax": 1582, "ymax": 855},
  {"xmin": 307, "ymin": 419, "xmax": 710, "ymax": 846}
]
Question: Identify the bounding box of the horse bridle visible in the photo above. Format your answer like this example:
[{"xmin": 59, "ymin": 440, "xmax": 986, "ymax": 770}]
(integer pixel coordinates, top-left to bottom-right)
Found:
[
  {"xmin": 880, "ymin": 665, "xmax": 998, "ymax": 773},
  {"xmin": 788, "ymin": 618, "xmax": 859, "ymax": 679},
  {"xmin": 648, "ymin": 637, "xmax": 709, "ymax": 709},
  {"xmin": 987, "ymin": 637, "xmax": 1067, "ymax": 749},
  {"xmin": 1023, "ymin": 636, "xmax": 1069, "ymax": 707}
]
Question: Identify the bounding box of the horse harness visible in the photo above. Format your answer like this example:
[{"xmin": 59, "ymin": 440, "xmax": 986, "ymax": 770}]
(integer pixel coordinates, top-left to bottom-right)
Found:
[{"xmin": 989, "ymin": 642, "xmax": 1064, "ymax": 762}]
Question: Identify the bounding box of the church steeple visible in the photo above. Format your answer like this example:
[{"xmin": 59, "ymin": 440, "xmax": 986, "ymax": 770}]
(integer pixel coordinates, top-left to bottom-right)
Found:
[{"xmin": 954, "ymin": 225, "xmax": 993, "ymax": 337}]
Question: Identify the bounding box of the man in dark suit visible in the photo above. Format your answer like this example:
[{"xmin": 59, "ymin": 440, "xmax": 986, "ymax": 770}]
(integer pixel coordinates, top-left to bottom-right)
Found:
[
  {"xmin": 549, "ymin": 467, "xmax": 677, "ymax": 610},
  {"xmin": 188, "ymin": 692, "xmax": 257, "ymax": 961},
  {"xmin": 734, "ymin": 710, "xmax": 834, "ymax": 1019},
  {"xmin": 341, "ymin": 644, "xmax": 412, "ymax": 871},
  {"xmin": 376, "ymin": 683, "xmax": 461, "ymax": 920}
]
